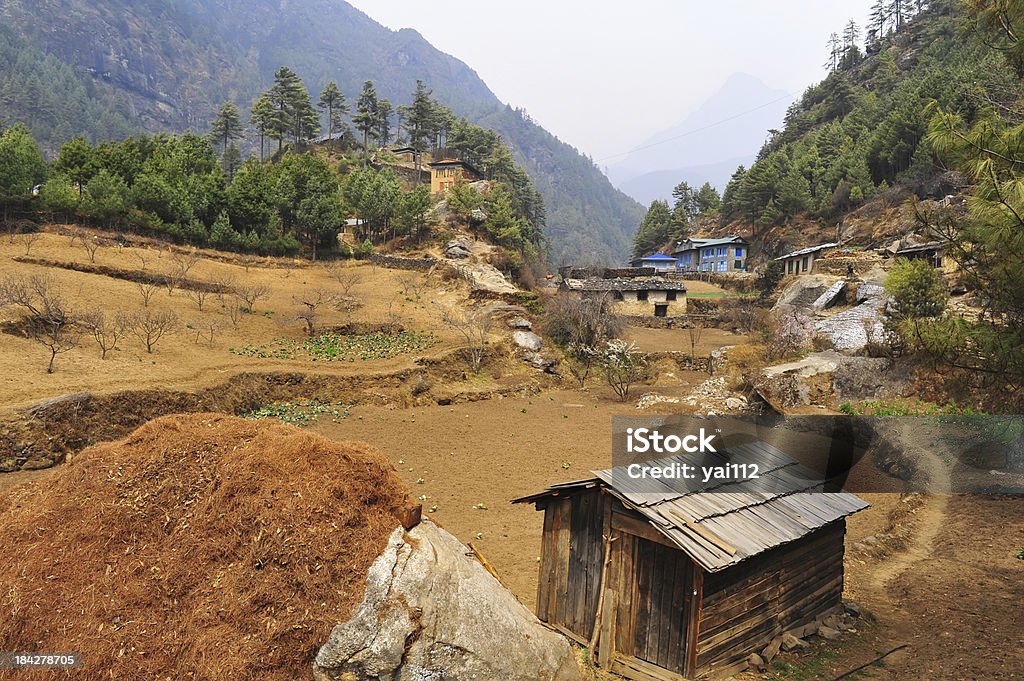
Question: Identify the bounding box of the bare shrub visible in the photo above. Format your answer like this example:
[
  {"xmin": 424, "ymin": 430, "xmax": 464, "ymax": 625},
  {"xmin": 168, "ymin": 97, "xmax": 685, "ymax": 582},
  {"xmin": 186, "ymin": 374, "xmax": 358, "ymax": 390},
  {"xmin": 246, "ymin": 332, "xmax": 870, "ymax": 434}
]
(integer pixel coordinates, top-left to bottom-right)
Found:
[
  {"xmin": 136, "ymin": 281, "xmax": 160, "ymax": 307},
  {"xmin": 183, "ymin": 283, "xmax": 213, "ymax": 311},
  {"xmin": 440, "ymin": 305, "xmax": 492, "ymax": 372},
  {"xmin": 128, "ymin": 309, "xmax": 179, "ymax": 353},
  {"xmin": 201, "ymin": 318, "xmax": 226, "ymax": 347},
  {"xmin": 19, "ymin": 232, "xmax": 42, "ymax": 255},
  {"xmin": 223, "ymin": 300, "xmax": 242, "ymax": 329},
  {"xmin": 687, "ymin": 320, "xmax": 705, "ymax": 361},
  {"xmin": 762, "ymin": 310, "xmax": 813, "ymax": 361},
  {"xmin": 171, "ymin": 249, "xmax": 201, "ymax": 280},
  {"xmin": 80, "ymin": 235, "xmax": 101, "ymax": 263},
  {"xmin": 211, "ymin": 274, "xmax": 237, "ymax": 302},
  {"xmin": 719, "ymin": 298, "xmax": 762, "ymax": 333},
  {"xmin": 0, "ymin": 276, "xmax": 82, "ymax": 373},
  {"xmin": 399, "ymin": 272, "xmax": 426, "ymax": 301},
  {"xmin": 81, "ymin": 310, "xmax": 131, "ymax": 359},
  {"xmin": 293, "ymin": 289, "xmax": 347, "ymax": 337},
  {"xmin": 543, "ymin": 292, "xmax": 623, "ymax": 386},
  {"xmin": 325, "ymin": 264, "xmax": 362, "ymax": 297},
  {"xmin": 234, "ymin": 284, "xmax": 270, "ymax": 313},
  {"xmin": 599, "ymin": 340, "xmax": 648, "ymax": 402},
  {"xmin": 133, "ymin": 249, "xmax": 152, "ymax": 270}
]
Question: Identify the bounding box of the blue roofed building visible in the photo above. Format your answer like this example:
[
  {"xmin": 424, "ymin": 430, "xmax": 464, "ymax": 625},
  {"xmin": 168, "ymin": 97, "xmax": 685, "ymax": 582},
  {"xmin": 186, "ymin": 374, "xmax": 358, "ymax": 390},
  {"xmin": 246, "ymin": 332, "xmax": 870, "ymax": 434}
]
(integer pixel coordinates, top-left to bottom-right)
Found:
[
  {"xmin": 629, "ymin": 253, "xmax": 679, "ymax": 272},
  {"xmin": 673, "ymin": 236, "xmax": 749, "ymax": 273}
]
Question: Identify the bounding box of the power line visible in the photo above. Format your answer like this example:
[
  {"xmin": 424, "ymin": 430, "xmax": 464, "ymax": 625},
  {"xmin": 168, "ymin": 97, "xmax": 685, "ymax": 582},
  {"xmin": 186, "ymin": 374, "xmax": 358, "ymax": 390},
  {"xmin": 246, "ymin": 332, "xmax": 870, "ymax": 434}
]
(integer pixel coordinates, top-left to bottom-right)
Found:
[{"xmin": 596, "ymin": 93, "xmax": 797, "ymax": 164}]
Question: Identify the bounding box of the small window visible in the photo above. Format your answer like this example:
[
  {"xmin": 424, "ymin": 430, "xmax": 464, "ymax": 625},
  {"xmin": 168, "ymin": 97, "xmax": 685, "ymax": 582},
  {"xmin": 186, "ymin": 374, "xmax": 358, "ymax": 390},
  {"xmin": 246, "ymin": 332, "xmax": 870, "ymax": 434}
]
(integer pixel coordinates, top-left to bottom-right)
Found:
[
  {"xmin": 654, "ymin": 303, "xmax": 668, "ymax": 318},
  {"xmin": 802, "ymin": 256, "xmax": 810, "ymax": 271},
  {"xmin": 637, "ymin": 290, "xmax": 648, "ymax": 301},
  {"xmin": 613, "ymin": 290, "xmax": 624, "ymax": 301},
  {"xmin": 735, "ymin": 247, "xmax": 744, "ymax": 257},
  {"xmin": 666, "ymin": 290, "xmax": 677, "ymax": 301},
  {"xmin": 734, "ymin": 260, "xmax": 742, "ymax": 270}
]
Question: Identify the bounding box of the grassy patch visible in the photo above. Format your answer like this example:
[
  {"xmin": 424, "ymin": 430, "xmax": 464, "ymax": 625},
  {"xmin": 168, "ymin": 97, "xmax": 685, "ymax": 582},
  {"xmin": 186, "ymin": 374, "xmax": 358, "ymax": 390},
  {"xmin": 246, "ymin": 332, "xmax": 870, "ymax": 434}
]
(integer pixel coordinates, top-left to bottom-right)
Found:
[
  {"xmin": 241, "ymin": 400, "xmax": 350, "ymax": 426},
  {"xmin": 767, "ymin": 648, "xmax": 842, "ymax": 681},
  {"xmin": 838, "ymin": 399, "xmax": 985, "ymax": 416},
  {"xmin": 229, "ymin": 331, "xmax": 438, "ymax": 362}
]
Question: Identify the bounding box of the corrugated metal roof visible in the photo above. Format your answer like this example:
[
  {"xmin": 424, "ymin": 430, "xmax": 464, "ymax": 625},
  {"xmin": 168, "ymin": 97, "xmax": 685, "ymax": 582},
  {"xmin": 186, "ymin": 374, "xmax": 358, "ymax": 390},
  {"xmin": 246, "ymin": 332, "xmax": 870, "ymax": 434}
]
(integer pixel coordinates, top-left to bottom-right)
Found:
[
  {"xmin": 775, "ymin": 242, "xmax": 840, "ymax": 260},
  {"xmin": 562, "ymin": 277, "xmax": 688, "ymax": 292},
  {"xmin": 513, "ymin": 441, "xmax": 868, "ymax": 572}
]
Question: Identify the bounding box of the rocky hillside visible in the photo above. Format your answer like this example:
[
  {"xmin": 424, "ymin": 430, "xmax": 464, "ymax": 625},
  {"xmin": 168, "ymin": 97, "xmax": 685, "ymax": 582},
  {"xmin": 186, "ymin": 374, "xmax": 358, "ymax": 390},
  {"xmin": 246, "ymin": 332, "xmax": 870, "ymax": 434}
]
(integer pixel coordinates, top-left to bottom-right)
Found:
[{"xmin": 0, "ymin": 0, "xmax": 642, "ymax": 265}]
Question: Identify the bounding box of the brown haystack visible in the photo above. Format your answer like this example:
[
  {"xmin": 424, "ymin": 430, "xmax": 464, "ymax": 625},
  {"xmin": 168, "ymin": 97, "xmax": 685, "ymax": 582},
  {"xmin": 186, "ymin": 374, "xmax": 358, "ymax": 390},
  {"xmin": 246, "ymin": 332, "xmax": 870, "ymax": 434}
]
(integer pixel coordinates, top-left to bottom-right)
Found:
[{"xmin": 0, "ymin": 414, "xmax": 409, "ymax": 680}]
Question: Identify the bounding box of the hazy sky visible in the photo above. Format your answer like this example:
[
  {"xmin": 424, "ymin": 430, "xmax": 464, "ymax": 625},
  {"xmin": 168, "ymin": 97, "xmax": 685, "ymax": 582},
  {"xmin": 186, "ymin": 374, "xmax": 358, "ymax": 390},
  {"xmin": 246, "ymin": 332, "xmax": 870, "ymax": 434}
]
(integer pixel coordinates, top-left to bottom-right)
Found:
[{"xmin": 346, "ymin": 1, "xmax": 875, "ymax": 162}]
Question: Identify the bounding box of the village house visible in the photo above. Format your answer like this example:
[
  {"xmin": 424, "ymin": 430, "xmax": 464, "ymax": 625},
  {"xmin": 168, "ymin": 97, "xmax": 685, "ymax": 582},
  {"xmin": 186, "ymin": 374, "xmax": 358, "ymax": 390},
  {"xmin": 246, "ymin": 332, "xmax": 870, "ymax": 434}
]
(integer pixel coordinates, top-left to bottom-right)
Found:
[
  {"xmin": 629, "ymin": 253, "xmax": 679, "ymax": 272},
  {"xmin": 429, "ymin": 158, "xmax": 482, "ymax": 193},
  {"xmin": 561, "ymin": 276, "xmax": 688, "ymax": 317},
  {"xmin": 894, "ymin": 241, "xmax": 957, "ymax": 274},
  {"xmin": 775, "ymin": 242, "xmax": 840, "ymax": 276},
  {"xmin": 673, "ymin": 237, "xmax": 748, "ymax": 273},
  {"xmin": 515, "ymin": 441, "xmax": 868, "ymax": 681}
]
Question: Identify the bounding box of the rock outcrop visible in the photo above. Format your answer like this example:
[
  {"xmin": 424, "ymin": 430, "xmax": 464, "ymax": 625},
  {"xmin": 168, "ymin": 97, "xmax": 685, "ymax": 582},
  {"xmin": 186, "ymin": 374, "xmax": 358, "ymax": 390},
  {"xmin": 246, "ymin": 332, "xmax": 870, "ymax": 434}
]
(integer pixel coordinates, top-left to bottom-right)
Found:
[
  {"xmin": 774, "ymin": 275, "xmax": 837, "ymax": 310},
  {"xmin": 755, "ymin": 351, "xmax": 910, "ymax": 411},
  {"xmin": 314, "ymin": 520, "xmax": 581, "ymax": 681},
  {"xmin": 813, "ymin": 285, "xmax": 889, "ymax": 353}
]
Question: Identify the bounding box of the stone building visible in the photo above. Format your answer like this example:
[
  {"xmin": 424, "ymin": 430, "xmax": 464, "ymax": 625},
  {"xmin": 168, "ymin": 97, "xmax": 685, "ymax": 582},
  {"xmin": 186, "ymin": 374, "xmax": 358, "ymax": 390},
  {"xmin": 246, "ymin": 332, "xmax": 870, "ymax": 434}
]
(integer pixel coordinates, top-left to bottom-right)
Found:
[{"xmin": 561, "ymin": 277, "xmax": 688, "ymax": 317}]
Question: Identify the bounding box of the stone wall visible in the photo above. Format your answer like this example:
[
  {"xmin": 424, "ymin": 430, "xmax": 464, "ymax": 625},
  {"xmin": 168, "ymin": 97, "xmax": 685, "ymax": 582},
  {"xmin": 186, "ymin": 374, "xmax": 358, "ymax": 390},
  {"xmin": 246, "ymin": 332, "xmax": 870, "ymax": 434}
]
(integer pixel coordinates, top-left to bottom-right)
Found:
[
  {"xmin": 368, "ymin": 253, "xmax": 439, "ymax": 271},
  {"xmin": 612, "ymin": 290, "xmax": 687, "ymax": 316}
]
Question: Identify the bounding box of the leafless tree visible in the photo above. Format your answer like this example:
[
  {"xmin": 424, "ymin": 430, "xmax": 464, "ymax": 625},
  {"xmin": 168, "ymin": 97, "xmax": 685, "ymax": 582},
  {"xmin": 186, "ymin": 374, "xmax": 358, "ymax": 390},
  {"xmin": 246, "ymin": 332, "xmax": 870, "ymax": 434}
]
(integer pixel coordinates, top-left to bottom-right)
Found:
[
  {"xmin": 400, "ymin": 272, "xmax": 427, "ymax": 301},
  {"xmin": 80, "ymin": 235, "xmax": 101, "ymax": 263},
  {"xmin": 282, "ymin": 259, "xmax": 299, "ymax": 278},
  {"xmin": 223, "ymin": 300, "xmax": 243, "ymax": 329},
  {"xmin": 136, "ymin": 281, "xmax": 160, "ymax": 307},
  {"xmin": 201, "ymin": 318, "xmax": 226, "ymax": 347},
  {"xmin": 170, "ymin": 248, "xmax": 201, "ymax": 281},
  {"xmin": 687, "ymin": 320, "xmax": 705, "ymax": 361},
  {"xmin": 439, "ymin": 305, "xmax": 492, "ymax": 372},
  {"xmin": 292, "ymin": 288, "xmax": 347, "ymax": 337},
  {"xmin": 211, "ymin": 273, "xmax": 237, "ymax": 303},
  {"xmin": 133, "ymin": 249, "xmax": 152, "ymax": 270},
  {"xmin": 325, "ymin": 263, "xmax": 362, "ymax": 297},
  {"xmin": 0, "ymin": 274, "xmax": 60, "ymax": 321},
  {"xmin": 234, "ymin": 284, "xmax": 270, "ymax": 313},
  {"xmin": 19, "ymin": 232, "xmax": 42, "ymax": 256},
  {"xmin": 128, "ymin": 309, "xmax": 179, "ymax": 353},
  {"xmin": 81, "ymin": 310, "xmax": 131, "ymax": 359},
  {"xmin": 30, "ymin": 309, "xmax": 80, "ymax": 373},
  {"xmin": 183, "ymin": 282, "xmax": 213, "ymax": 311}
]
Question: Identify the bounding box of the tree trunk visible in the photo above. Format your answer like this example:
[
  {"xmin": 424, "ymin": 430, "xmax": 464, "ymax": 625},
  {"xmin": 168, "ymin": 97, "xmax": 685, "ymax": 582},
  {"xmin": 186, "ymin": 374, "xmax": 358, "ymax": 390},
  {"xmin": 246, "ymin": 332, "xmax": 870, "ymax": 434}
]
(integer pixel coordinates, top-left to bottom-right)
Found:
[{"xmin": 47, "ymin": 347, "xmax": 56, "ymax": 373}]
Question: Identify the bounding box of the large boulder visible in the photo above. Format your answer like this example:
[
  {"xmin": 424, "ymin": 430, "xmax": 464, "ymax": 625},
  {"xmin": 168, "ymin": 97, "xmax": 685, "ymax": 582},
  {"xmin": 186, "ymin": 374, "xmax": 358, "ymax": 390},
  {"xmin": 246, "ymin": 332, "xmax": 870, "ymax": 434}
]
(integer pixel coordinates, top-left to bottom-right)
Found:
[
  {"xmin": 774, "ymin": 275, "xmax": 838, "ymax": 310},
  {"xmin": 444, "ymin": 237, "xmax": 473, "ymax": 259},
  {"xmin": 755, "ymin": 351, "xmax": 909, "ymax": 412},
  {"xmin": 814, "ymin": 287, "xmax": 889, "ymax": 353},
  {"xmin": 811, "ymin": 280, "xmax": 846, "ymax": 310},
  {"xmin": 313, "ymin": 520, "xmax": 581, "ymax": 681},
  {"xmin": 513, "ymin": 330, "xmax": 544, "ymax": 352}
]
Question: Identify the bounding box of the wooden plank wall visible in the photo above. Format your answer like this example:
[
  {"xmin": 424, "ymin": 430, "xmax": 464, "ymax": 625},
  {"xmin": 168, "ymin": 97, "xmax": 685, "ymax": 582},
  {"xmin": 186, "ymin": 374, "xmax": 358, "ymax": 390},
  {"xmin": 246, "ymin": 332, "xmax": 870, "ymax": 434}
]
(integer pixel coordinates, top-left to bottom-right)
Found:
[
  {"xmin": 695, "ymin": 520, "xmax": 847, "ymax": 673},
  {"xmin": 535, "ymin": 490, "xmax": 606, "ymax": 640}
]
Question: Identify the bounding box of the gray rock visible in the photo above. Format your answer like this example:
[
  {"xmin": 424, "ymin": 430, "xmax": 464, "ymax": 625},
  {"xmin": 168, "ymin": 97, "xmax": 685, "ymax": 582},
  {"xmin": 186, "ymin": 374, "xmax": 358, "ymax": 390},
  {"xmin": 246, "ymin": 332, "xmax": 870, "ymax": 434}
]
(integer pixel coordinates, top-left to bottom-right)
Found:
[
  {"xmin": 444, "ymin": 237, "xmax": 473, "ymax": 259},
  {"xmin": 811, "ymin": 280, "xmax": 847, "ymax": 310},
  {"xmin": 813, "ymin": 291, "xmax": 888, "ymax": 353},
  {"xmin": 746, "ymin": 652, "xmax": 766, "ymax": 671},
  {"xmin": 755, "ymin": 351, "xmax": 906, "ymax": 412},
  {"xmin": 781, "ymin": 632, "xmax": 811, "ymax": 652},
  {"xmin": 856, "ymin": 282, "xmax": 885, "ymax": 302},
  {"xmin": 513, "ymin": 330, "xmax": 543, "ymax": 352},
  {"xmin": 724, "ymin": 397, "xmax": 747, "ymax": 411},
  {"xmin": 774, "ymin": 275, "xmax": 837, "ymax": 310},
  {"xmin": 314, "ymin": 521, "xmax": 580, "ymax": 681},
  {"xmin": 508, "ymin": 317, "xmax": 533, "ymax": 330},
  {"xmin": 817, "ymin": 625, "xmax": 841, "ymax": 641},
  {"xmin": 843, "ymin": 600, "xmax": 862, "ymax": 618},
  {"xmin": 523, "ymin": 351, "xmax": 558, "ymax": 372}
]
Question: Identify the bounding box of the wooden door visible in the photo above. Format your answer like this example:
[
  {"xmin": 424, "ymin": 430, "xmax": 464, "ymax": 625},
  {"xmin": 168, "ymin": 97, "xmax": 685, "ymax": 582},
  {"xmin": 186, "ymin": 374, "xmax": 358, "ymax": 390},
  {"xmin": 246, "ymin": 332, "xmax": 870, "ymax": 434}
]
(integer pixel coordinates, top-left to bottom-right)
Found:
[{"xmin": 614, "ymin": 534, "xmax": 696, "ymax": 677}]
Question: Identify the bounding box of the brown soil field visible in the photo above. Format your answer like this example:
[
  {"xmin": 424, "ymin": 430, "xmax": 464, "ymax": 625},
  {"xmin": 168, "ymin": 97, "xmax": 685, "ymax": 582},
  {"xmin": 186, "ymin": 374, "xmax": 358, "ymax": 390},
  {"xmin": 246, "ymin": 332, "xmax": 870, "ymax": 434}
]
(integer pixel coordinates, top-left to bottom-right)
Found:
[
  {"xmin": 624, "ymin": 326, "xmax": 751, "ymax": 354},
  {"xmin": 0, "ymin": 228, "xmax": 465, "ymax": 414}
]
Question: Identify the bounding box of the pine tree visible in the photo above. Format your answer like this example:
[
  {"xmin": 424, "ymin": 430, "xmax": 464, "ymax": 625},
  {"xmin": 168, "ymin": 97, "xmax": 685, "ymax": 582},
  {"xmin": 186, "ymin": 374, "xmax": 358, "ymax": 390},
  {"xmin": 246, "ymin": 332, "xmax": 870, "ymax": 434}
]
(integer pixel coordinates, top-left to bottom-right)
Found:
[
  {"xmin": 825, "ymin": 33, "xmax": 842, "ymax": 72},
  {"xmin": 317, "ymin": 81, "xmax": 348, "ymax": 139},
  {"xmin": 353, "ymin": 80, "xmax": 379, "ymax": 162},
  {"xmin": 250, "ymin": 93, "xmax": 275, "ymax": 161},
  {"xmin": 210, "ymin": 102, "xmax": 244, "ymax": 154},
  {"xmin": 403, "ymin": 80, "xmax": 436, "ymax": 151},
  {"xmin": 376, "ymin": 98, "xmax": 393, "ymax": 146},
  {"xmin": 871, "ymin": 0, "xmax": 889, "ymax": 37},
  {"xmin": 266, "ymin": 66, "xmax": 304, "ymax": 152}
]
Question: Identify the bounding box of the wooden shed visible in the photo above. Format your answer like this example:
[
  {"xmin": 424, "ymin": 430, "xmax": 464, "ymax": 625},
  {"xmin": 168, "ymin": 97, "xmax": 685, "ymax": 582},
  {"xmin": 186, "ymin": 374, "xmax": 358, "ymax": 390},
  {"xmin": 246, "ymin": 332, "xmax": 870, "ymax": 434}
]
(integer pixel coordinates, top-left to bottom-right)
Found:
[{"xmin": 513, "ymin": 442, "xmax": 868, "ymax": 681}]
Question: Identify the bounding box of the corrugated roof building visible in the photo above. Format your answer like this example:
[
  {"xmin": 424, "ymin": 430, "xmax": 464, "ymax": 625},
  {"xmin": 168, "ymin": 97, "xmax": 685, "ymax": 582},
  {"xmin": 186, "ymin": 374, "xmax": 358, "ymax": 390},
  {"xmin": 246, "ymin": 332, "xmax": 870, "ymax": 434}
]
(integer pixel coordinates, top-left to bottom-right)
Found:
[{"xmin": 514, "ymin": 441, "xmax": 867, "ymax": 680}]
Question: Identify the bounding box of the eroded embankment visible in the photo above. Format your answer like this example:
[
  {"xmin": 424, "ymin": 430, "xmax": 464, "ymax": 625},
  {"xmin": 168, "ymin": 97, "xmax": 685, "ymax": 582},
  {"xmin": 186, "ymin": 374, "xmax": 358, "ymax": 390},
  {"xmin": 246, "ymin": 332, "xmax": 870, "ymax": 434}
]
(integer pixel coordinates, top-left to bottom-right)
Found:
[{"xmin": 0, "ymin": 350, "xmax": 556, "ymax": 471}]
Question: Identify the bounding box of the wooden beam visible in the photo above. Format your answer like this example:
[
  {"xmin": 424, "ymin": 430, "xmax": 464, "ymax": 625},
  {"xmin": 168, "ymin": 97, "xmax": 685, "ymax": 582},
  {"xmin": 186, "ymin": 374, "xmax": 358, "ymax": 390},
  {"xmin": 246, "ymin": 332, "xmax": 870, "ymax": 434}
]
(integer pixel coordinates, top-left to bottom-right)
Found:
[
  {"xmin": 685, "ymin": 565, "xmax": 703, "ymax": 679},
  {"xmin": 612, "ymin": 511, "xmax": 678, "ymax": 550}
]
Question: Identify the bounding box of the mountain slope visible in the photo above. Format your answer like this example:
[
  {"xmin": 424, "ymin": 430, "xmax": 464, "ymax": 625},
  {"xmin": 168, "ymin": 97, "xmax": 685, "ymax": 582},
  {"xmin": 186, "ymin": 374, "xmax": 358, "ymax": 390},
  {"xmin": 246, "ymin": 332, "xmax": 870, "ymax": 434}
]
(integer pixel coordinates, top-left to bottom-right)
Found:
[{"xmin": 0, "ymin": 0, "xmax": 642, "ymax": 265}]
